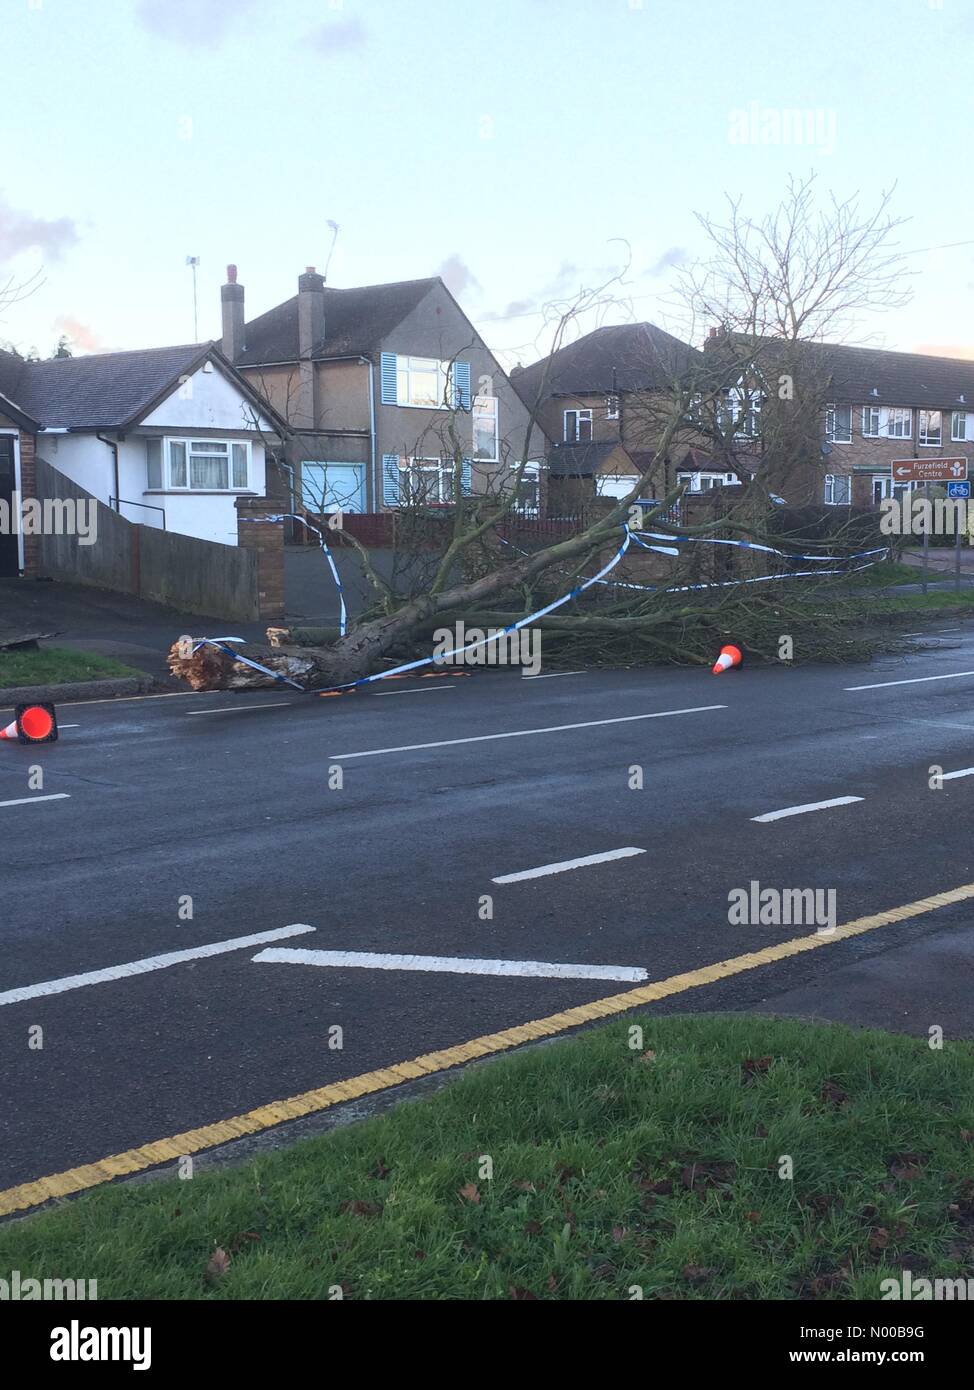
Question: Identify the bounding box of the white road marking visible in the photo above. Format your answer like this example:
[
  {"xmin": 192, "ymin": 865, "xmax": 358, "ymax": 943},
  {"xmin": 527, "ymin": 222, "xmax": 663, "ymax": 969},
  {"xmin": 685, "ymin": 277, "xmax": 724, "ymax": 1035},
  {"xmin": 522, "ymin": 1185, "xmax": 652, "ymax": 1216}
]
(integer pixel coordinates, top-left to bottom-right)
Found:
[
  {"xmin": 492, "ymin": 847, "xmax": 645, "ymax": 884},
  {"xmin": 59, "ymin": 724, "xmax": 79, "ymax": 729},
  {"xmin": 187, "ymin": 702, "xmax": 294, "ymax": 715},
  {"xmin": 0, "ymin": 924, "xmax": 316, "ymax": 1007},
  {"xmin": 374, "ymin": 684, "xmax": 456, "ymax": 696},
  {"xmin": 330, "ymin": 705, "xmax": 727, "ymax": 760},
  {"xmin": 253, "ymin": 946, "xmax": 648, "ymax": 983},
  {"xmin": 751, "ymin": 796, "xmax": 863, "ymax": 823},
  {"xmin": 0, "ymin": 691, "xmax": 208, "ymax": 713},
  {"xmin": 942, "ymin": 766, "xmax": 974, "ymax": 781},
  {"xmin": 0, "ymin": 793, "xmax": 71, "ymax": 810},
  {"xmin": 521, "ymin": 671, "xmax": 587, "ymax": 680},
  {"xmin": 846, "ymin": 670, "xmax": 974, "ymax": 691}
]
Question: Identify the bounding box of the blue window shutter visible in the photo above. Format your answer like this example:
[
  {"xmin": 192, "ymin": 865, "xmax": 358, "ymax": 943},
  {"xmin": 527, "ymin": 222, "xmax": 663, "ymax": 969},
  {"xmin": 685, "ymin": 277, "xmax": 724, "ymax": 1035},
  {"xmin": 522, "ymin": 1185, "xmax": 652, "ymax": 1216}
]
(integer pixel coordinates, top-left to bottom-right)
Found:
[
  {"xmin": 382, "ymin": 454, "xmax": 401, "ymax": 506},
  {"xmin": 453, "ymin": 361, "xmax": 471, "ymax": 410},
  {"xmin": 380, "ymin": 353, "xmax": 398, "ymax": 405},
  {"xmin": 461, "ymin": 457, "xmax": 473, "ymax": 496}
]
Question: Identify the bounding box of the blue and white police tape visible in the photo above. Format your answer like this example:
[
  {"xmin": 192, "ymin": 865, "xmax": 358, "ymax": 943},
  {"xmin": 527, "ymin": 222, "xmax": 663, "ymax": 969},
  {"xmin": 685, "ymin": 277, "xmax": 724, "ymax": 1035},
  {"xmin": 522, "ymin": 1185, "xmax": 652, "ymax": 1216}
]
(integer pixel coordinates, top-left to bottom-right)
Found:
[
  {"xmin": 240, "ymin": 513, "xmax": 348, "ymax": 636},
  {"xmin": 191, "ymin": 529, "xmax": 634, "ymax": 696}
]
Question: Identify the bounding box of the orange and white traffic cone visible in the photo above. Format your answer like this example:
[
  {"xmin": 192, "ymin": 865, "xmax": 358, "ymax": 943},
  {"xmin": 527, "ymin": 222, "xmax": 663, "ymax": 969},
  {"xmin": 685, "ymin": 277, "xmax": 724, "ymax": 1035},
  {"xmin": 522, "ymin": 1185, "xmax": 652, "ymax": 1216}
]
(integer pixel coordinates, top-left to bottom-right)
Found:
[
  {"xmin": 0, "ymin": 703, "xmax": 58, "ymax": 743},
  {"xmin": 711, "ymin": 644, "xmax": 742, "ymax": 675}
]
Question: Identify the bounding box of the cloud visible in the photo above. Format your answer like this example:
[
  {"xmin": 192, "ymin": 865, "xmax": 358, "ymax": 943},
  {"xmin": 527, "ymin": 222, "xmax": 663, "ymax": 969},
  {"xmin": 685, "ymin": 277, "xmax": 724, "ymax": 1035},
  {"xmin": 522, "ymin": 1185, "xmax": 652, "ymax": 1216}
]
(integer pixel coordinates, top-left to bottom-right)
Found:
[
  {"xmin": 437, "ymin": 254, "xmax": 480, "ymax": 298},
  {"xmin": 647, "ymin": 247, "xmax": 686, "ymax": 276},
  {"xmin": 53, "ymin": 316, "xmax": 108, "ymax": 354},
  {"xmin": 136, "ymin": 0, "xmax": 257, "ymax": 48},
  {"xmin": 305, "ymin": 17, "xmax": 368, "ymax": 54},
  {"xmin": 0, "ymin": 197, "xmax": 79, "ymax": 263}
]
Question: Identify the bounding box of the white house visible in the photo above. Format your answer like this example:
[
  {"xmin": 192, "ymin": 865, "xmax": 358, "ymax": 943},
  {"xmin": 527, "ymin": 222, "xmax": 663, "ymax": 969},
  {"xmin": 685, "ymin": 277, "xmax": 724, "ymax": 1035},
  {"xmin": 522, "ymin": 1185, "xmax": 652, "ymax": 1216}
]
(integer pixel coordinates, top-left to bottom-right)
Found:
[{"xmin": 0, "ymin": 342, "xmax": 287, "ymax": 546}]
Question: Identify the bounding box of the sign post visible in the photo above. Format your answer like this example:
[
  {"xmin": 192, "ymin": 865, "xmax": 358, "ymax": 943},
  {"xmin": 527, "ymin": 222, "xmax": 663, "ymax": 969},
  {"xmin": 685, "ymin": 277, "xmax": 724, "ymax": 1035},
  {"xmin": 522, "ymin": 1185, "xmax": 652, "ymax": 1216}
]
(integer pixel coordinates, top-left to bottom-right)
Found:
[
  {"xmin": 890, "ymin": 460, "xmax": 970, "ymax": 596},
  {"xmin": 947, "ymin": 481, "xmax": 971, "ymax": 593}
]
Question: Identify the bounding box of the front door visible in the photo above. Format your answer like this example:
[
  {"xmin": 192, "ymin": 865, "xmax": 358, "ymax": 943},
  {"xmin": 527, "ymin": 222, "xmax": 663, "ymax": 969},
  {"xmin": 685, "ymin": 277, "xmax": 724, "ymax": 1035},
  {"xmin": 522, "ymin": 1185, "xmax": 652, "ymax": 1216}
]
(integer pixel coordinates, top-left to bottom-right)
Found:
[{"xmin": 0, "ymin": 435, "xmax": 19, "ymax": 577}]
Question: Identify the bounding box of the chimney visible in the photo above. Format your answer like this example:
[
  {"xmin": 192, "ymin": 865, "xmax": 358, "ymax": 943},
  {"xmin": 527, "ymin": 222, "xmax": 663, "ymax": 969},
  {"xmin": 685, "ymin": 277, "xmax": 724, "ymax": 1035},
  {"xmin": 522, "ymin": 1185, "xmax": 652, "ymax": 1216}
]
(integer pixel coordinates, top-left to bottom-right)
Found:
[
  {"xmin": 221, "ymin": 264, "xmax": 245, "ymax": 360},
  {"xmin": 298, "ymin": 265, "xmax": 326, "ymax": 358}
]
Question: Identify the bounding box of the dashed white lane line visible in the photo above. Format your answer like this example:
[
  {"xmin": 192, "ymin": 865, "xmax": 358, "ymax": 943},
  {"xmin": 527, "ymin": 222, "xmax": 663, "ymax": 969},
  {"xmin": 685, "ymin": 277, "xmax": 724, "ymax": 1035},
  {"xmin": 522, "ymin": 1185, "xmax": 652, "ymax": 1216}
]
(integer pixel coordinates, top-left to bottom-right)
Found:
[
  {"xmin": 0, "ymin": 793, "xmax": 71, "ymax": 810},
  {"xmin": 187, "ymin": 702, "xmax": 294, "ymax": 715},
  {"xmin": 253, "ymin": 946, "xmax": 648, "ymax": 983},
  {"xmin": 492, "ymin": 847, "xmax": 646, "ymax": 884},
  {"xmin": 846, "ymin": 670, "xmax": 974, "ymax": 691},
  {"xmin": 521, "ymin": 671, "xmax": 587, "ymax": 680},
  {"xmin": 374, "ymin": 684, "xmax": 456, "ymax": 696},
  {"xmin": 942, "ymin": 766, "xmax": 974, "ymax": 781},
  {"xmin": 0, "ymin": 924, "xmax": 316, "ymax": 1007},
  {"xmin": 330, "ymin": 704, "xmax": 727, "ymax": 760},
  {"xmin": 751, "ymin": 795, "xmax": 863, "ymax": 823}
]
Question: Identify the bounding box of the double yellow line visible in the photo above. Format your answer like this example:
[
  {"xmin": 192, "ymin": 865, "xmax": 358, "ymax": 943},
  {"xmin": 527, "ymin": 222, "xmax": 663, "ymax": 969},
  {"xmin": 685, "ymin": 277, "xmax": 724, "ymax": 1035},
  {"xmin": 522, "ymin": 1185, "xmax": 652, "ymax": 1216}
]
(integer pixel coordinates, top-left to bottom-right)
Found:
[{"xmin": 2, "ymin": 882, "xmax": 972, "ymax": 1219}]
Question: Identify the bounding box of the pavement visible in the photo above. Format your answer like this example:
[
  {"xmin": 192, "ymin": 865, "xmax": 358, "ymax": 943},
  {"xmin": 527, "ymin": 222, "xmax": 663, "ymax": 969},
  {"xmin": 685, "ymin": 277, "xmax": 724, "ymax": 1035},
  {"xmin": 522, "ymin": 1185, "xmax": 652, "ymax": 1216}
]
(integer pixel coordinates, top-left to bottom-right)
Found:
[{"xmin": 3, "ymin": 619, "xmax": 974, "ymax": 1212}]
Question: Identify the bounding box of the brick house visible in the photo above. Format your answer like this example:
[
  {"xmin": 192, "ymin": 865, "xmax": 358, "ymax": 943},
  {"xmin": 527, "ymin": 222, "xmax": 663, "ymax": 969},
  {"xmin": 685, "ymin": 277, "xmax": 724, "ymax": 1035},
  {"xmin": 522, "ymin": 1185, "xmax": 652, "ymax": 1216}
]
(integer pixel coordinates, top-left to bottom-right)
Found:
[
  {"xmin": 510, "ymin": 322, "xmax": 740, "ymax": 510},
  {"xmin": 220, "ymin": 266, "xmax": 548, "ymax": 519},
  {"xmin": 703, "ymin": 331, "xmax": 974, "ymax": 508}
]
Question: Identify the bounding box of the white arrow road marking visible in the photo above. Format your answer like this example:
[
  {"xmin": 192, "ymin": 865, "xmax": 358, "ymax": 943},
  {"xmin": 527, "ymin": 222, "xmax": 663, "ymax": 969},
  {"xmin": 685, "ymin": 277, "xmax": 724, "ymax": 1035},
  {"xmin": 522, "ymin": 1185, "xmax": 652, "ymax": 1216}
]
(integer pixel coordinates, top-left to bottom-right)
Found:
[
  {"xmin": 942, "ymin": 766, "xmax": 974, "ymax": 781},
  {"xmin": 751, "ymin": 796, "xmax": 863, "ymax": 823},
  {"xmin": 329, "ymin": 705, "xmax": 727, "ymax": 760},
  {"xmin": 0, "ymin": 924, "xmax": 316, "ymax": 1007},
  {"xmin": 253, "ymin": 947, "xmax": 648, "ymax": 983},
  {"xmin": 0, "ymin": 794, "xmax": 71, "ymax": 810},
  {"xmin": 492, "ymin": 847, "xmax": 645, "ymax": 884}
]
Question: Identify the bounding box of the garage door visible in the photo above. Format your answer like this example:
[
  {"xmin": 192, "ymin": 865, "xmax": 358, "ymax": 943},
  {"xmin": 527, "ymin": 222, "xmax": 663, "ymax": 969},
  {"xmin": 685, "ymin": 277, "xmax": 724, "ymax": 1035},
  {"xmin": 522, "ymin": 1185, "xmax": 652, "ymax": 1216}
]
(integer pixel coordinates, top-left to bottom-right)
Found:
[{"xmin": 300, "ymin": 462, "xmax": 366, "ymax": 514}]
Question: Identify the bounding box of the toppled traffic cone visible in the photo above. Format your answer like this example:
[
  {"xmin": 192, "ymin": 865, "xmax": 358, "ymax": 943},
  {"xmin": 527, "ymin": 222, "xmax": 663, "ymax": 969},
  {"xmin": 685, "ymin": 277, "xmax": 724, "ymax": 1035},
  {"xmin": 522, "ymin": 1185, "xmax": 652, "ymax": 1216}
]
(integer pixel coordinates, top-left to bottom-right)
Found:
[
  {"xmin": 0, "ymin": 703, "xmax": 59, "ymax": 743},
  {"xmin": 711, "ymin": 644, "xmax": 742, "ymax": 675}
]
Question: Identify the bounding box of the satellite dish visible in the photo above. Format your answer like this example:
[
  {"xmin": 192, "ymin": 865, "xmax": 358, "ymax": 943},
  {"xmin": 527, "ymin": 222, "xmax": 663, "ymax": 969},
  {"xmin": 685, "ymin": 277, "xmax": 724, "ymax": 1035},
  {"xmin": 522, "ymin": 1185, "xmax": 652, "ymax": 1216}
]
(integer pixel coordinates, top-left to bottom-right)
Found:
[{"xmin": 821, "ymin": 442, "xmax": 833, "ymax": 456}]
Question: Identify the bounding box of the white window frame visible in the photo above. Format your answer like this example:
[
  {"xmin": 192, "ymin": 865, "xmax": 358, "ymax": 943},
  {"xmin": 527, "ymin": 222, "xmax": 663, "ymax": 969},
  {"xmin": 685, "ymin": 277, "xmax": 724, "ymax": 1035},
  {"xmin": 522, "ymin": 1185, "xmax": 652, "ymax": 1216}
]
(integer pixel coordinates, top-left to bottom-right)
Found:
[
  {"xmin": 605, "ymin": 394, "xmax": 619, "ymax": 420},
  {"xmin": 887, "ymin": 407, "xmax": 911, "ymax": 439},
  {"xmin": 147, "ymin": 436, "xmax": 251, "ymax": 492},
  {"xmin": 918, "ymin": 409, "xmax": 942, "ymax": 447},
  {"xmin": 824, "ymin": 473, "xmax": 851, "ymax": 505},
  {"xmin": 825, "ymin": 404, "xmax": 852, "ymax": 444},
  {"xmin": 395, "ymin": 356, "xmax": 450, "ymax": 410},
  {"xmin": 402, "ymin": 456, "xmax": 454, "ymax": 505},
  {"xmin": 564, "ymin": 408, "xmax": 593, "ymax": 443},
  {"xmin": 722, "ymin": 386, "xmax": 761, "ymax": 438},
  {"xmin": 862, "ymin": 405, "xmax": 882, "ymax": 438},
  {"xmin": 472, "ymin": 393, "xmax": 499, "ymax": 462},
  {"xmin": 511, "ymin": 461, "xmax": 541, "ymax": 516},
  {"xmin": 952, "ymin": 410, "xmax": 969, "ymax": 443}
]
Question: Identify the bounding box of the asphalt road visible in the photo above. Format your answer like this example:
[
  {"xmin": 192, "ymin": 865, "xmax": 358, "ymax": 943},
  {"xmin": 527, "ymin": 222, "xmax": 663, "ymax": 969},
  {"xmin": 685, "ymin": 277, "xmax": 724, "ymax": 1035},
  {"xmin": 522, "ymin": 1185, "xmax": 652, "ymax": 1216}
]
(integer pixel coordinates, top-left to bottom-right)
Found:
[{"xmin": 3, "ymin": 624, "xmax": 974, "ymax": 1200}]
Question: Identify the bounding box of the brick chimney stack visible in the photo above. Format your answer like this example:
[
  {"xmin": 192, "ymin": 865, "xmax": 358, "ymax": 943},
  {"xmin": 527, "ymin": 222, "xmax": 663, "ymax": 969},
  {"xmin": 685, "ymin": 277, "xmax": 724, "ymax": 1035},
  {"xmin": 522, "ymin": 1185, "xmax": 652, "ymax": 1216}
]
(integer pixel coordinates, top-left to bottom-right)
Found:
[
  {"xmin": 221, "ymin": 264, "xmax": 245, "ymax": 360},
  {"xmin": 295, "ymin": 266, "xmax": 326, "ymax": 430}
]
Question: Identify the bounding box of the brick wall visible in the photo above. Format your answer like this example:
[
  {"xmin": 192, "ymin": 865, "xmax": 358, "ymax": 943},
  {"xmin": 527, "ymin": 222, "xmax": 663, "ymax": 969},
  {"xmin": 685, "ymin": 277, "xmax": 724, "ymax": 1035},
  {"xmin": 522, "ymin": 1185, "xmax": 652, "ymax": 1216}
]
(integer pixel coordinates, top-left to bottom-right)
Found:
[{"xmin": 236, "ymin": 496, "xmax": 284, "ymax": 620}]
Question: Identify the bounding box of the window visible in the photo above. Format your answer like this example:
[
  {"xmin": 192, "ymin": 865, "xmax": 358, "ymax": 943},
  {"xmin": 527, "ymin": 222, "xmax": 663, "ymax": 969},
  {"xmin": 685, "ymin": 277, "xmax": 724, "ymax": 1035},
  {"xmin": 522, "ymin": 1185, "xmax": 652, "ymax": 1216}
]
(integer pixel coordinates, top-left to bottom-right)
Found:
[
  {"xmin": 824, "ymin": 473, "xmax": 851, "ymax": 505},
  {"xmin": 605, "ymin": 395, "xmax": 619, "ymax": 420},
  {"xmin": 862, "ymin": 405, "xmax": 882, "ymax": 438},
  {"xmin": 596, "ymin": 474, "xmax": 639, "ymax": 500},
  {"xmin": 402, "ymin": 457, "xmax": 454, "ymax": 505},
  {"xmin": 952, "ymin": 411, "xmax": 970, "ymax": 442},
  {"xmin": 826, "ymin": 404, "xmax": 852, "ymax": 443},
  {"xmin": 146, "ymin": 438, "xmax": 250, "ymax": 491},
  {"xmin": 918, "ymin": 410, "xmax": 942, "ymax": 446},
  {"xmin": 473, "ymin": 394, "xmax": 499, "ymax": 461},
  {"xmin": 721, "ymin": 388, "xmax": 761, "ymax": 437},
  {"xmin": 888, "ymin": 407, "xmax": 911, "ymax": 439},
  {"xmin": 395, "ymin": 356, "xmax": 449, "ymax": 408},
  {"xmin": 511, "ymin": 462, "xmax": 540, "ymax": 516},
  {"xmin": 564, "ymin": 409, "xmax": 593, "ymax": 443}
]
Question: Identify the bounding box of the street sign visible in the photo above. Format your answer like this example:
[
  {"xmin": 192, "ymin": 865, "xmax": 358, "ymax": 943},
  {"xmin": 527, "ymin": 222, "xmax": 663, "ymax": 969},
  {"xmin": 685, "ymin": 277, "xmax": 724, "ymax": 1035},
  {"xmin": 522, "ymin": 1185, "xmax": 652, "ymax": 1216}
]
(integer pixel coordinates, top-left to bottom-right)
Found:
[
  {"xmin": 948, "ymin": 481, "xmax": 971, "ymax": 498},
  {"xmin": 891, "ymin": 457, "xmax": 969, "ymax": 483}
]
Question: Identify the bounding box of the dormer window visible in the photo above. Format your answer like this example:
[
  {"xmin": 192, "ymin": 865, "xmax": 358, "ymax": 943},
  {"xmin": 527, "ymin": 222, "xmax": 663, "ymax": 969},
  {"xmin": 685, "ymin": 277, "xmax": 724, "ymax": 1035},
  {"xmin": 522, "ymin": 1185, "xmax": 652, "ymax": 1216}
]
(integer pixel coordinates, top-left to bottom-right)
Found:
[{"xmin": 564, "ymin": 409, "xmax": 593, "ymax": 443}]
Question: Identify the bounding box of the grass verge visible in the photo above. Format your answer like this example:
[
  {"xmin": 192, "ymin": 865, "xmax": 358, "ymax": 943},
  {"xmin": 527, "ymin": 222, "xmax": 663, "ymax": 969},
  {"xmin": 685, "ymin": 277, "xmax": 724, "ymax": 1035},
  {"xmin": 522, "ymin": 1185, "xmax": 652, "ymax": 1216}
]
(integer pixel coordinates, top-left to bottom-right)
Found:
[
  {"xmin": 1, "ymin": 1014, "xmax": 972, "ymax": 1300},
  {"xmin": 0, "ymin": 645, "xmax": 139, "ymax": 687}
]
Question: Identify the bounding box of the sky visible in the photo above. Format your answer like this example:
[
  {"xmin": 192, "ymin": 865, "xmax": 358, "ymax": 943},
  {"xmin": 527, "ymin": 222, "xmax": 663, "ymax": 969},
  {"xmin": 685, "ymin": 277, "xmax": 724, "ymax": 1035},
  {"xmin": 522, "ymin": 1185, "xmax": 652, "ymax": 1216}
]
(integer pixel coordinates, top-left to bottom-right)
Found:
[{"xmin": 2, "ymin": 0, "xmax": 974, "ymax": 371}]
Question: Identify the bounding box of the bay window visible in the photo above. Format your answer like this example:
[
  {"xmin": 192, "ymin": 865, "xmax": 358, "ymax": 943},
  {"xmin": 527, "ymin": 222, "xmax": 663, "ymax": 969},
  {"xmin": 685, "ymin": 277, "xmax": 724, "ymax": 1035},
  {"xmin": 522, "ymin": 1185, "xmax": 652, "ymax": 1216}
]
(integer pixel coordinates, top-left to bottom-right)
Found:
[{"xmin": 146, "ymin": 438, "xmax": 251, "ymax": 490}]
